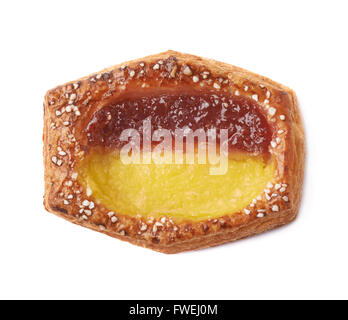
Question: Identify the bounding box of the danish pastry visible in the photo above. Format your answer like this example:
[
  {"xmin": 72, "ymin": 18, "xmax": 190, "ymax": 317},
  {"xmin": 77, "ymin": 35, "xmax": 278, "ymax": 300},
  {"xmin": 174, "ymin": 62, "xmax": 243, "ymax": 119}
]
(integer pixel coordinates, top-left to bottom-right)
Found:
[{"xmin": 43, "ymin": 50, "xmax": 305, "ymax": 253}]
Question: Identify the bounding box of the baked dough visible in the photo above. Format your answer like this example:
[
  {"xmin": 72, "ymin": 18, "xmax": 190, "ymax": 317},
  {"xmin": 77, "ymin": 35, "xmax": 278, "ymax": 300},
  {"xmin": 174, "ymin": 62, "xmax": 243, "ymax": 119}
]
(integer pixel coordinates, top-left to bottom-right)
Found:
[{"xmin": 43, "ymin": 50, "xmax": 305, "ymax": 253}]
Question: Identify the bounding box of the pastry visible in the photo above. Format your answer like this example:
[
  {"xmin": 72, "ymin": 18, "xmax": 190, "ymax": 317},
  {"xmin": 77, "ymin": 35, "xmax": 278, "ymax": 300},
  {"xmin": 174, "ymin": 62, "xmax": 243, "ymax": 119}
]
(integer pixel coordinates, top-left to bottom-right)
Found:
[{"xmin": 43, "ymin": 50, "xmax": 305, "ymax": 253}]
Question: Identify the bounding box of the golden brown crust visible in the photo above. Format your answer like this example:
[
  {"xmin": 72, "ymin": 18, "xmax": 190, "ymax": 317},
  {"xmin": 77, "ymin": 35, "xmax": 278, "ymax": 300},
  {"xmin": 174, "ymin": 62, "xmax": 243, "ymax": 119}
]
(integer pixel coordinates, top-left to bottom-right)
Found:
[{"xmin": 43, "ymin": 50, "xmax": 305, "ymax": 253}]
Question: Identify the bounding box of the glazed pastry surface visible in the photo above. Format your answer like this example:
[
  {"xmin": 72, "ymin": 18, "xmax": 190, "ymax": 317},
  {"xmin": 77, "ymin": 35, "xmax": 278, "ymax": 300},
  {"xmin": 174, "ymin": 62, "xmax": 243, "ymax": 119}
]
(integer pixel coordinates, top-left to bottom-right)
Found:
[{"xmin": 43, "ymin": 50, "xmax": 305, "ymax": 253}]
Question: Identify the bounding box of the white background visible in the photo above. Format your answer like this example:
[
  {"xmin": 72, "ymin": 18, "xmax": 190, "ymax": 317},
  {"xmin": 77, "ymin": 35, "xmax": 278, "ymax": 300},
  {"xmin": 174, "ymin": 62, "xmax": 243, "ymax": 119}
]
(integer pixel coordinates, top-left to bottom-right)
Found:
[{"xmin": 0, "ymin": 0, "xmax": 347, "ymax": 299}]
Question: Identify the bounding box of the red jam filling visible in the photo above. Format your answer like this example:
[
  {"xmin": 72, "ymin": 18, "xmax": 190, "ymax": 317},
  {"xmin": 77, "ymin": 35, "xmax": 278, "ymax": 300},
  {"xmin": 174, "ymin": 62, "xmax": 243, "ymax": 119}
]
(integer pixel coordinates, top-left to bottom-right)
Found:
[{"xmin": 85, "ymin": 92, "xmax": 272, "ymax": 155}]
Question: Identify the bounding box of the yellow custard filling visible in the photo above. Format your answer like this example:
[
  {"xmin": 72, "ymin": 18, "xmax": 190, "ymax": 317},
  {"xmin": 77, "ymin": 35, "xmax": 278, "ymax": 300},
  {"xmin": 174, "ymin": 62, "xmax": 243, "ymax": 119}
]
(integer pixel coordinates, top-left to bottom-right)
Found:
[{"xmin": 77, "ymin": 152, "xmax": 274, "ymax": 222}]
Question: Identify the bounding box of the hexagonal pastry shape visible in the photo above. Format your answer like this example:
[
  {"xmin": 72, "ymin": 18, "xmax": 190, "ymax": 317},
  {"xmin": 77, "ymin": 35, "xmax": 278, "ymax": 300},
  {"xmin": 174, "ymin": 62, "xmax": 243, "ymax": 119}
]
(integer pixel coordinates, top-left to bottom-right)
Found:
[{"xmin": 43, "ymin": 50, "xmax": 305, "ymax": 253}]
